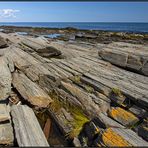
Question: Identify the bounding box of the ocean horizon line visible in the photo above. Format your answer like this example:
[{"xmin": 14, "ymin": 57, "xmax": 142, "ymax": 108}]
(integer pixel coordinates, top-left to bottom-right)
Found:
[{"xmin": 0, "ymin": 22, "xmax": 148, "ymax": 23}]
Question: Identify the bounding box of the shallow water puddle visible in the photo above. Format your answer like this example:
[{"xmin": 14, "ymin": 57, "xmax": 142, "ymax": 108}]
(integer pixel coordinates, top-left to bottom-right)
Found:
[{"xmin": 44, "ymin": 33, "xmax": 62, "ymax": 38}]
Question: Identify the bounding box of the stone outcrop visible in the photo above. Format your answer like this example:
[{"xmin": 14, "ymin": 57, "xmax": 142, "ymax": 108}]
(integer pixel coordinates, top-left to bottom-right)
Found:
[
  {"xmin": 98, "ymin": 42, "xmax": 148, "ymax": 76},
  {"xmin": 21, "ymin": 37, "xmax": 61, "ymax": 57},
  {"xmin": 0, "ymin": 32, "xmax": 147, "ymax": 147}
]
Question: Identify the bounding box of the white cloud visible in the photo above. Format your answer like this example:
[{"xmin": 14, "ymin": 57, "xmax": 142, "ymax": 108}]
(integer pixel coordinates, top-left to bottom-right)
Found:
[{"xmin": 0, "ymin": 9, "xmax": 20, "ymax": 18}]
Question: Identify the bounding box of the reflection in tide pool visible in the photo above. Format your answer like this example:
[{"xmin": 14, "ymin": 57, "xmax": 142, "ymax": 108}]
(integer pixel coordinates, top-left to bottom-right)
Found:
[
  {"xmin": 44, "ymin": 33, "xmax": 62, "ymax": 39},
  {"xmin": 0, "ymin": 29, "xmax": 4, "ymax": 32}
]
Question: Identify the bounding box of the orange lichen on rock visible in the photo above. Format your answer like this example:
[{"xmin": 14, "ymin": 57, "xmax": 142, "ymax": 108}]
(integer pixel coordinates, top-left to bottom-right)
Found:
[
  {"xmin": 108, "ymin": 107, "xmax": 139, "ymax": 126},
  {"xmin": 102, "ymin": 128, "xmax": 131, "ymax": 147}
]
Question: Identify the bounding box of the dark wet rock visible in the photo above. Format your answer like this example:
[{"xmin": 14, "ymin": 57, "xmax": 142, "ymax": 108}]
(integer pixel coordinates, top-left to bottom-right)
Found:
[
  {"xmin": 80, "ymin": 121, "xmax": 100, "ymax": 146},
  {"xmin": 134, "ymin": 118, "xmax": 148, "ymax": 141},
  {"xmin": 129, "ymin": 105, "xmax": 147, "ymax": 118},
  {"xmin": 0, "ymin": 36, "xmax": 8, "ymax": 48},
  {"xmin": 21, "ymin": 37, "xmax": 62, "ymax": 58},
  {"xmin": 37, "ymin": 46, "xmax": 62, "ymax": 58}
]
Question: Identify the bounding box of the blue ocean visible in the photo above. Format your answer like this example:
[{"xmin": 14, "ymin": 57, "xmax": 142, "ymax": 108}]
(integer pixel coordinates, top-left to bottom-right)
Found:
[{"xmin": 0, "ymin": 22, "xmax": 148, "ymax": 33}]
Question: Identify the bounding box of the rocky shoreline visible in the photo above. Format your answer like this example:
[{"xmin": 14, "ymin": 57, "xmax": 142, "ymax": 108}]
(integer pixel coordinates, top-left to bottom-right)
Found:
[{"xmin": 0, "ymin": 26, "xmax": 148, "ymax": 147}]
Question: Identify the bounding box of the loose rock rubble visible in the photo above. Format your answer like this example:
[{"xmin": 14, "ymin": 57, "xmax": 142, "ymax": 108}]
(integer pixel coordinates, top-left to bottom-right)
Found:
[{"xmin": 0, "ymin": 31, "xmax": 148, "ymax": 147}]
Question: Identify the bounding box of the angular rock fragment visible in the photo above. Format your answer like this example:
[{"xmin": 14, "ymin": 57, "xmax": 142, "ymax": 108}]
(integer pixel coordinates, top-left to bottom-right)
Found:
[
  {"xmin": 127, "ymin": 55, "xmax": 143, "ymax": 71},
  {"xmin": 0, "ymin": 57, "xmax": 12, "ymax": 100},
  {"xmin": 108, "ymin": 107, "xmax": 139, "ymax": 127},
  {"xmin": 12, "ymin": 72, "xmax": 52, "ymax": 108},
  {"xmin": 134, "ymin": 118, "xmax": 148, "ymax": 141},
  {"xmin": 110, "ymin": 88, "xmax": 126, "ymax": 105},
  {"xmin": 0, "ymin": 123, "xmax": 14, "ymax": 146},
  {"xmin": 21, "ymin": 37, "xmax": 61, "ymax": 58},
  {"xmin": 101, "ymin": 127, "xmax": 148, "ymax": 146},
  {"xmin": 11, "ymin": 105, "xmax": 49, "ymax": 146},
  {"xmin": 98, "ymin": 48, "xmax": 128, "ymax": 67}
]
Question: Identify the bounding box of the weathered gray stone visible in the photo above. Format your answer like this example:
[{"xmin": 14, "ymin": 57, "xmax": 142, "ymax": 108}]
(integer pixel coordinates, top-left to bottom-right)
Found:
[
  {"xmin": 0, "ymin": 123, "xmax": 14, "ymax": 146},
  {"xmin": 99, "ymin": 48, "xmax": 128, "ymax": 67},
  {"xmin": 0, "ymin": 57, "xmax": 12, "ymax": 100}
]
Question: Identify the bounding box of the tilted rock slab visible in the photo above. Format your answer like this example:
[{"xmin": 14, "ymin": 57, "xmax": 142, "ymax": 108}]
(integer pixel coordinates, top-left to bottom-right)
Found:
[
  {"xmin": 12, "ymin": 72, "xmax": 52, "ymax": 108},
  {"xmin": 0, "ymin": 57, "xmax": 12, "ymax": 100},
  {"xmin": 101, "ymin": 127, "xmax": 148, "ymax": 146},
  {"xmin": 11, "ymin": 105, "xmax": 49, "ymax": 146},
  {"xmin": 108, "ymin": 107, "xmax": 139, "ymax": 127},
  {"xmin": 21, "ymin": 37, "xmax": 61, "ymax": 57}
]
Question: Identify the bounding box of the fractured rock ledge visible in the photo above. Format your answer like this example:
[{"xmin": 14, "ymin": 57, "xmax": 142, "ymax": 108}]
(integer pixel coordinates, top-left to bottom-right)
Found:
[
  {"xmin": 99, "ymin": 42, "xmax": 148, "ymax": 76},
  {"xmin": 0, "ymin": 31, "xmax": 147, "ymax": 147}
]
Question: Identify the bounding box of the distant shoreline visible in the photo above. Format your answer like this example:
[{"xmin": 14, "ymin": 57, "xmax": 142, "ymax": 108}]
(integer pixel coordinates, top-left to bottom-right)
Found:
[
  {"xmin": 0, "ymin": 25, "xmax": 148, "ymax": 35},
  {"xmin": 0, "ymin": 22, "xmax": 148, "ymax": 34},
  {"xmin": 0, "ymin": 25, "xmax": 148, "ymax": 45}
]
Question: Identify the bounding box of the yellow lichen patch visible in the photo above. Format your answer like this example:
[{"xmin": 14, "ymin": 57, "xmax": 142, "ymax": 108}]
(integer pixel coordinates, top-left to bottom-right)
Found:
[
  {"xmin": 108, "ymin": 107, "xmax": 139, "ymax": 126},
  {"xmin": 102, "ymin": 128, "xmax": 131, "ymax": 147}
]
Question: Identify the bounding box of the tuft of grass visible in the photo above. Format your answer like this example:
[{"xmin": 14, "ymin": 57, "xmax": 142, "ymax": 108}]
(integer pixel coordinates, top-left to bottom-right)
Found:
[
  {"xmin": 72, "ymin": 75, "xmax": 81, "ymax": 84},
  {"xmin": 85, "ymin": 85, "xmax": 94, "ymax": 93},
  {"xmin": 48, "ymin": 92, "xmax": 65, "ymax": 112},
  {"xmin": 112, "ymin": 88, "xmax": 122, "ymax": 96}
]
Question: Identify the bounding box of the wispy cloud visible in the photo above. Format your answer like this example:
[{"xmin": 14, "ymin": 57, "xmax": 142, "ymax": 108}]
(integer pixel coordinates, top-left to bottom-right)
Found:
[{"xmin": 0, "ymin": 9, "xmax": 20, "ymax": 18}]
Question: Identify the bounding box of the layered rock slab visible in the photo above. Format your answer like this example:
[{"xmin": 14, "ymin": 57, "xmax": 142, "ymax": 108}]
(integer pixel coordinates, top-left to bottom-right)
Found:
[
  {"xmin": 12, "ymin": 72, "xmax": 52, "ymax": 108},
  {"xmin": 101, "ymin": 127, "xmax": 148, "ymax": 146},
  {"xmin": 98, "ymin": 42, "xmax": 148, "ymax": 76},
  {"xmin": 0, "ymin": 57, "xmax": 12, "ymax": 100},
  {"xmin": 11, "ymin": 105, "xmax": 49, "ymax": 146}
]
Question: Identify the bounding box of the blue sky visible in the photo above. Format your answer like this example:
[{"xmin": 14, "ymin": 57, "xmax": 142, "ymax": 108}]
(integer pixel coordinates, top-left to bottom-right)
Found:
[{"xmin": 0, "ymin": 2, "xmax": 148, "ymax": 22}]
